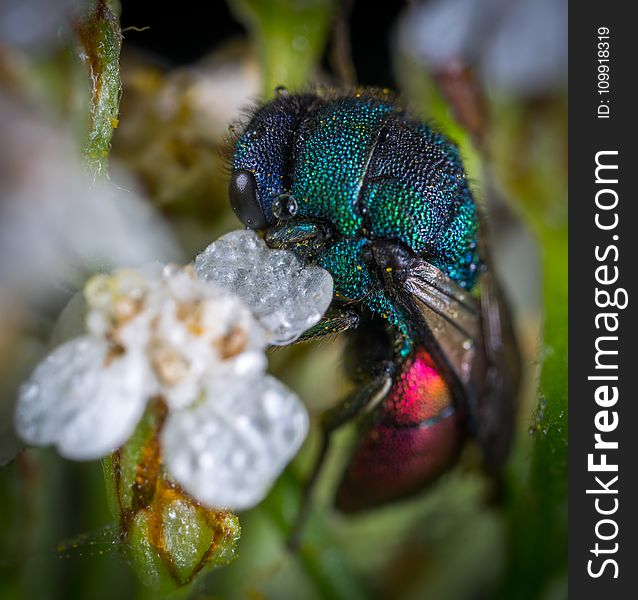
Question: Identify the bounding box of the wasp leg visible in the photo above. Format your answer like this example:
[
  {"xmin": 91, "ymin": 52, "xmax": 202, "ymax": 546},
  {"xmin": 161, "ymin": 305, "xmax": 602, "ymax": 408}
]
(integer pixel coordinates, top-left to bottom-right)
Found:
[
  {"xmin": 287, "ymin": 367, "xmax": 393, "ymax": 551},
  {"xmin": 265, "ymin": 221, "xmax": 326, "ymax": 247},
  {"xmin": 297, "ymin": 308, "xmax": 360, "ymax": 342}
]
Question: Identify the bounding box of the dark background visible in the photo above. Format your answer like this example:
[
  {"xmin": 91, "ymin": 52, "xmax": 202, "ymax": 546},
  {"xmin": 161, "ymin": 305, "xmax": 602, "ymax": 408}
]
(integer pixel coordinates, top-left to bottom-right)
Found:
[{"xmin": 120, "ymin": 0, "xmax": 401, "ymax": 88}]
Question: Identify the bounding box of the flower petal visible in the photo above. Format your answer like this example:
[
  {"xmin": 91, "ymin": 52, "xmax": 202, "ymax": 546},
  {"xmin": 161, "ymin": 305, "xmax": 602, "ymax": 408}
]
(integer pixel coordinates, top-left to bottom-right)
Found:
[
  {"xmin": 195, "ymin": 230, "xmax": 333, "ymax": 344},
  {"xmin": 162, "ymin": 374, "xmax": 309, "ymax": 510},
  {"xmin": 15, "ymin": 336, "xmax": 153, "ymax": 460}
]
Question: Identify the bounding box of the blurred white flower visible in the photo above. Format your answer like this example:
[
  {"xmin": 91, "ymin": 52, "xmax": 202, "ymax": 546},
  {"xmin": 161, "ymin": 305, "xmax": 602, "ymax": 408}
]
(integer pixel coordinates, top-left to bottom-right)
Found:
[
  {"xmin": 398, "ymin": 0, "xmax": 567, "ymax": 96},
  {"xmin": 14, "ymin": 232, "xmax": 333, "ymax": 509},
  {"xmin": 0, "ymin": 94, "xmax": 181, "ymax": 299},
  {"xmin": 0, "ymin": 0, "xmax": 81, "ymax": 51}
]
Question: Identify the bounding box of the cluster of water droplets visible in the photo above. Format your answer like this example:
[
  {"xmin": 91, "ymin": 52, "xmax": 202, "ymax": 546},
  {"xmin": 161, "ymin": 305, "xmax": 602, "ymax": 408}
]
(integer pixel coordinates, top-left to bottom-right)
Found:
[{"xmin": 195, "ymin": 229, "xmax": 333, "ymax": 344}]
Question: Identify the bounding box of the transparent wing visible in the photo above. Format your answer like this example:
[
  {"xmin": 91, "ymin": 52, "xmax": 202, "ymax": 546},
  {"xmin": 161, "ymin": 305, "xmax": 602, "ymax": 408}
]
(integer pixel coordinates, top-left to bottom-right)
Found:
[
  {"xmin": 402, "ymin": 259, "xmax": 521, "ymax": 469},
  {"xmin": 403, "ymin": 261, "xmax": 482, "ymax": 394}
]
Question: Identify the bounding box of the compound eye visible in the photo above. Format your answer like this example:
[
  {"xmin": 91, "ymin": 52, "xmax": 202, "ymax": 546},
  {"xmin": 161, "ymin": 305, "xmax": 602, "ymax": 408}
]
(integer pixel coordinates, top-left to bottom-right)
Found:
[{"xmin": 229, "ymin": 169, "xmax": 268, "ymax": 229}]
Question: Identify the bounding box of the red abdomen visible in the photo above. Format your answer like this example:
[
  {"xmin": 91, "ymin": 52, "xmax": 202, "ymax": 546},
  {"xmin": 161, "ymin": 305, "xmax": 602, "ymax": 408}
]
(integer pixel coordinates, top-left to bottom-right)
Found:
[{"xmin": 335, "ymin": 349, "xmax": 464, "ymax": 513}]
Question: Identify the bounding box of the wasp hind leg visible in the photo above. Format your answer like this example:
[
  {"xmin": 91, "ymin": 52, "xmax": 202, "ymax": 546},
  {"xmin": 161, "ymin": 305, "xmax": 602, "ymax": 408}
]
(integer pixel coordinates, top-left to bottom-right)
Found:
[{"xmin": 287, "ymin": 364, "xmax": 393, "ymax": 551}]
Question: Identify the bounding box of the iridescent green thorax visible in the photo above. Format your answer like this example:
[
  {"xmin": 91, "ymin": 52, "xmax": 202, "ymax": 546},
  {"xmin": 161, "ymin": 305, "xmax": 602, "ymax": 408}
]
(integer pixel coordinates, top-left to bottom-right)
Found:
[
  {"xmin": 294, "ymin": 99, "xmax": 480, "ymax": 288},
  {"xmin": 292, "ymin": 96, "xmax": 393, "ymax": 237}
]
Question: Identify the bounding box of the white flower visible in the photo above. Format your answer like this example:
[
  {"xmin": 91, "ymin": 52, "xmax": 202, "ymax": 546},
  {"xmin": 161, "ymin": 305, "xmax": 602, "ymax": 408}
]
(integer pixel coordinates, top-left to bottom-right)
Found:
[
  {"xmin": 16, "ymin": 264, "xmax": 267, "ymax": 458},
  {"xmin": 14, "ymin": 234, "xmax": 334, "ymax": 510}
]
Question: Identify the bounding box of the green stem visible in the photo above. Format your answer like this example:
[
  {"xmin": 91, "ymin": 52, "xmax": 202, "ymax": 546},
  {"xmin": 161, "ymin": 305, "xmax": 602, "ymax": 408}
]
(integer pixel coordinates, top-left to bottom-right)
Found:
[
  {"xmin": 76, "ymin": 0, "xmax": 123, "ymax": 179},
  {"xmin": 229, "ymin": 0, "xmax": 334, "ymax": 96}
]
